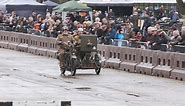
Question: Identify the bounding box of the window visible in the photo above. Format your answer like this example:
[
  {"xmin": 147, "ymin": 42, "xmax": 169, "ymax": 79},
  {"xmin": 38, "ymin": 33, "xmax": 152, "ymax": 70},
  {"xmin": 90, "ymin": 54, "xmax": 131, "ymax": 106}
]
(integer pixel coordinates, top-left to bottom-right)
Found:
[
  {"xmin": 150, "ymin": 57, "xmax": 152, "ymax": 64},
  {"xmin": 118, "ymin": 53, "xmax": 120, "ymax": 59},
  {"xmin": 158, "ymin": 58, "xmax": 161, "ymax": 65},
  {"xmin": 182, "ymin": 61, "xmax": 185, "ymax": 68},
  {"xmin": 177, "ymin": 61, "xmax": 180, "ymax": 67},
  {"xmin": 110, "ymin": 52, "xmax": 112, "ymax": 58},
  {"xmin": 141, "ymin": 56, "xmax": 143, "ymax": 62},
  {"xmin": 125, "ymin": 54, "xmax": 127, "ymax": 60},
  {"xmin": 129, "ymin": 54, "xmax": 131, "ymax": 60},
  {"xmin": 168, "ymin": 59, "xmax": 170, "ymax": 66},
  {"xmin": 103, "ymin": 51, "xmax": 105, "ymax": 57},
  {"xmin": 133, "ymin": 55, "xmax": 136, "ymax": 61},
  {"xmin": 163, "ymin": 59, "xmax": 166, "ymax": 65},
  {"xmin": 145, "ymin": 57, "xmax": 148, "ymax": 63},
  {"xmin": 114, "ymin": 52, "xmax": 116, "ymax": 58}
]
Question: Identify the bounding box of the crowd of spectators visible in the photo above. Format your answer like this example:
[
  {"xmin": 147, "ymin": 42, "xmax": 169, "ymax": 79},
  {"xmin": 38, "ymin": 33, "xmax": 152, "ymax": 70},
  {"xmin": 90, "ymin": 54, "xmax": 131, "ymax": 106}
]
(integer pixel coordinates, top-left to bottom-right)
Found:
[{"xmin": 0, "ymin": 5, "xmax": 185, "ymax": 51}]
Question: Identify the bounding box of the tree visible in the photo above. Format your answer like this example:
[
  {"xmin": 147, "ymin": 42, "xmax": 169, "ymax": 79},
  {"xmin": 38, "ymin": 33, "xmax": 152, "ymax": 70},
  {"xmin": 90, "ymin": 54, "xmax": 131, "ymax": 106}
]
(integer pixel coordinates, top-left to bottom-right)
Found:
[{"xmin": 176, "ymin": 0, "xmax": 185, "ymax": 15}]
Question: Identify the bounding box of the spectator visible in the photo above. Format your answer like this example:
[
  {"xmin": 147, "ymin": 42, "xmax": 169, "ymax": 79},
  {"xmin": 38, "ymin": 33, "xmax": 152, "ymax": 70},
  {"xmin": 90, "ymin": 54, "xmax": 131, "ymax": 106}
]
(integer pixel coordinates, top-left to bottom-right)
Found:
[
  {"xmin": 104, "ymin": 26, "xmax": 116, "ymax": 45},
  {"xmin": 115, "ymin": 29, "xmax": 125, "ymax": 47},
  {"xmin": 178, "ymin": 27, "xmax": 185, "ymax": 45},
  {"xmin": 123, "ymin": 21, "xmax": 133, "ymax": 40},
  {"xmin": 169, "ymin": 29, "xmax": 182, "ymax": 45},
  {"xmin": 142, "ymin": 13, "xmax": 152, "ymax": 37},
  {"xmin": 172, "ymin": 11, "xmax": 180, "ymax": 23},
  {"xmin": 134, "ymin": 31, "xmax": 143, "ymax": 42},
  {"xmin": 108, "ymin": 9, "xmax": 115, "ymax": 19},
  {"xmin": 31, "ymin": 11, "xmax": 37, "ymax": 22},
  {"xmin": 147, "ymin": 27, "xmax": 170, "ymax": 50},
  {"xmin": 0, "ymin": 10, "xmax": 3, "ymax": 23},
  {"xmin": 130, "ymin": 12, "xmax": 139, "ymax": 31},
  {"xmin": 96, "ymin": 25, "xmax": 107, "ymax": 44}
]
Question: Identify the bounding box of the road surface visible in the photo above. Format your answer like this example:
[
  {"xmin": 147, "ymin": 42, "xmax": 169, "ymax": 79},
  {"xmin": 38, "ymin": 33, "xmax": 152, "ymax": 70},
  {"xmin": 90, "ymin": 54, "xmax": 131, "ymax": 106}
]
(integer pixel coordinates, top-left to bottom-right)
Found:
[{"xmin": 0, "ymin": 48, "xmax": 185, "ymax": 106}]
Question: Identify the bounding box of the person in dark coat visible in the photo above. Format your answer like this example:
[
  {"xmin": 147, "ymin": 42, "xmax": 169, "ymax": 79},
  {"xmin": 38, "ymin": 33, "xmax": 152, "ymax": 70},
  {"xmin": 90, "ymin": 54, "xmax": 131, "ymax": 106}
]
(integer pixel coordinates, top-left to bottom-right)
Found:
[{"xmin": 147, "ymin": 27, "xmax": 170, "ymax": 50}]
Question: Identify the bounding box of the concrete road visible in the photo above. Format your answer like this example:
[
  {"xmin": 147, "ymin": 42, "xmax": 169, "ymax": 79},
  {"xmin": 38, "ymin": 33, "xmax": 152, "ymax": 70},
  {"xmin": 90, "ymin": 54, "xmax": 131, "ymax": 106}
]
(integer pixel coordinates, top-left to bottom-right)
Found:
[{"xmin": 0, "ymin": 48, "xmax": 185, "ymax": 106}]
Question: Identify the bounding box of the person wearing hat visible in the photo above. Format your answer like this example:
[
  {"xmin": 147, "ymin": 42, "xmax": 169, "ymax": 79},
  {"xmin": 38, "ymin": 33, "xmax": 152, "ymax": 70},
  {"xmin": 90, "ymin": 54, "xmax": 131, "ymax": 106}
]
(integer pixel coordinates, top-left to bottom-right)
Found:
[
  {"xmin": 72, "ymin": 28, "xmax": 86, "ymax": 61},
  {"xmin": 73, "ymin": 28, "xmax": 84, "ymax": 49},
  {"xmin": 56, "ymin": 26, "xmax": 73, "ymax": 74},
  {"xmin": 178, "ymin": 26, "xmax": 185, "ymax": 45},
  {"xmin": 147, "ymin": 26, "xmax": 170, "ymax": 50},
  {"xmin": 169, "ymin": 29, "xmax": 182, "ymax": 45}
]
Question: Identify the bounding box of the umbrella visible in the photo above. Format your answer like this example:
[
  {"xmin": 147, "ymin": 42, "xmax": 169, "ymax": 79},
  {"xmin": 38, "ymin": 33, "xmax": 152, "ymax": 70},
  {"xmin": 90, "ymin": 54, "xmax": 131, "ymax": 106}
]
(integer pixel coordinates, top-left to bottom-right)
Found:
[
  {"xmin": 43, "ymin": 0, "xmax": 58, "ymax": 6},
  {"xmin": 53, "ymin": 0, "xmax": 92, "ymax": 12}
]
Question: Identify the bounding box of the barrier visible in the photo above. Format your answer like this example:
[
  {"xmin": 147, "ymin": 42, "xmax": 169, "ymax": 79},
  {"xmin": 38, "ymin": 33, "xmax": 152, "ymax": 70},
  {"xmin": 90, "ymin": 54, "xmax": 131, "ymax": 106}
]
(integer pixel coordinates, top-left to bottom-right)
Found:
[
  {"xmin": 61, "ymin": 101, "xmax": 71, "ymax": 106},
  {"xmin": 0, "ymin": 102, "xmax": 12, "ymax": 106},
  {"xmin": 47, "ymin": 37, "xmax": 58, "ymax": 58},
  {"xmin": 36, "ymin": 36, "xmax": 50, "ymax": 56},
  {"xmin": 172, "ymin": 45, "xmax": 185, "ymax": 53},
  {"xmin": 135, "ymin": 49, "xmax": 157, "ymax": 75},
  {"xmin": 128, "ymin": 41, "xmax": 142, "ymax": 48},
  {"xmin": 28, "ymin": 35, "xmax": 40, "ymax": 54},
  {"xmin": 7, "ymin": 32, "xmax": 20, "ymax": 50},
  {"xmin": 112, "ymin": 39, "xmax": 129, "ymax": 47},
  {"xmin": 1, "ymin": 31, "xmax": 185, "ymax": 81},
  {"xmin": 171, "ymin": 53, "xmax": 185, "ymax": 81},
  {"xmin": 119, "ymin": 47, "xmax": 140, "ymax": 73},
  {"xmin": 152, "ymin": 51, "xmax": 174, "ymax": 78},
  {"xmin": 157, "ymin": 44, "xmax": 169, "ymax": 51},
  {"xmin": 0, "ymin": 31, "xmax": 9, "ymax": 48},
  {"xmin": 104, "ymin": 45, "xmax": 121, "ymax": 69},
  {"xmin": 97, "ymin": 44, "xmax": 110, "ymax": 67},
  {"xmin": 16, "ymin": 33, "xmax": 30, "ymax": 52},
  {"xmin": 0, "ymin": 101, "xmax": 71, "ymax": 106},
  {"xmin": 0, "ymin": 23, "xmax": 4, "ymax": 30}
]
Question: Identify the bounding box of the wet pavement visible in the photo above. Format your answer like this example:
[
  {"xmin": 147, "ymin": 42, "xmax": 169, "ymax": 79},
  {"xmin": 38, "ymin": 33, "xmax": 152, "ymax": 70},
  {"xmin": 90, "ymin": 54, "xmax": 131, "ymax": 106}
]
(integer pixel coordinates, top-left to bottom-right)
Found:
[{"xmin": 0, "ymin": 48, "xmax": 185, "ymax": 106}]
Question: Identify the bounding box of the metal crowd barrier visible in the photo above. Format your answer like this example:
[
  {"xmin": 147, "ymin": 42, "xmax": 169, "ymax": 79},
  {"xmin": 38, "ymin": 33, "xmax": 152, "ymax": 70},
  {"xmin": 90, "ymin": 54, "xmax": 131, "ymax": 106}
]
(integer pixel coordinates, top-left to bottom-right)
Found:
[
  {"xmin": 111, "ymin": 39, "xmax": 148, "ymax": 49},
  {"xmin": 111, "ymin": 39, "xmax": 185, "ymax": 53}
]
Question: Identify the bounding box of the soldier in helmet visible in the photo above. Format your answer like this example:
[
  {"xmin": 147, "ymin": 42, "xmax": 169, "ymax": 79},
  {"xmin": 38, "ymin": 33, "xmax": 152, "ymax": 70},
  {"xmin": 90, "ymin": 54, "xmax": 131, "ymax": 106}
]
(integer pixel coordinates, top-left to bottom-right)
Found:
[
  {"xmin": 73, "ymin": 28, "xmax": 85, "ymax": 61},
  {"xmin": 56, "ymin": 26, "xmax": 73, "ymax": 73}
]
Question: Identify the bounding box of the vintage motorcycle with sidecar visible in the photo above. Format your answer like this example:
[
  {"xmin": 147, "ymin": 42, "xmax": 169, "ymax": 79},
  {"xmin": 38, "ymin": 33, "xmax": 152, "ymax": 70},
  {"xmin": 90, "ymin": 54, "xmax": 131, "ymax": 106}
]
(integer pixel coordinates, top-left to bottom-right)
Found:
[{"xmin": 59, "ymin": 35, "xmax": 101, "ymax": 76}]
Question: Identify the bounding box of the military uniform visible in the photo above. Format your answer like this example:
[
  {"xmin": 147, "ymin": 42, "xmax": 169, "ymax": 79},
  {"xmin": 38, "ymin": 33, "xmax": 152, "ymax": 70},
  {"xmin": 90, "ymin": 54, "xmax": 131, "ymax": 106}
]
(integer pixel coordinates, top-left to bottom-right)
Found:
[
  {"xmin": 56, "ymin": 33, "xmax": 73, "ymax": 68},
  {"xmin": 73, "ymin": 34, "xmax": 81, "ymax": 46},
  {"xmin": 73, "ymin": 33, "xmax": 86, "ymax": 61}
]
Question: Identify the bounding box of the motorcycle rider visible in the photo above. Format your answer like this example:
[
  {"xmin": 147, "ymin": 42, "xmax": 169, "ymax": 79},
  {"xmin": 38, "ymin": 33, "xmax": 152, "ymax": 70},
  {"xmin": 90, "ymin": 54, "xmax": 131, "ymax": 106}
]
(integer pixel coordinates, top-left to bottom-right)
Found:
[
  {"xmin": 73, "ymin": 28, "xmax": 85, "ymax": 61},
  {"xmin": 56, "ymin": 26, "xmax": 73, "ymax": 74}
]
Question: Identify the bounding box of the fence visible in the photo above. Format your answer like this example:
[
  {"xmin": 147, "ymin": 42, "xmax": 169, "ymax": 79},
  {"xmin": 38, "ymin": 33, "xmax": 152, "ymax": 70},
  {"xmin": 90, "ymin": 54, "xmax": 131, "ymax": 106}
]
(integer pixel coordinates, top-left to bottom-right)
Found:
[
  {"xmin": 111, "ymin": 39, "xmax": 185, "ymax": 53},
  {"xmin": 1, "ymin": 31, "xmax": 185, "ymax": 81}
]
